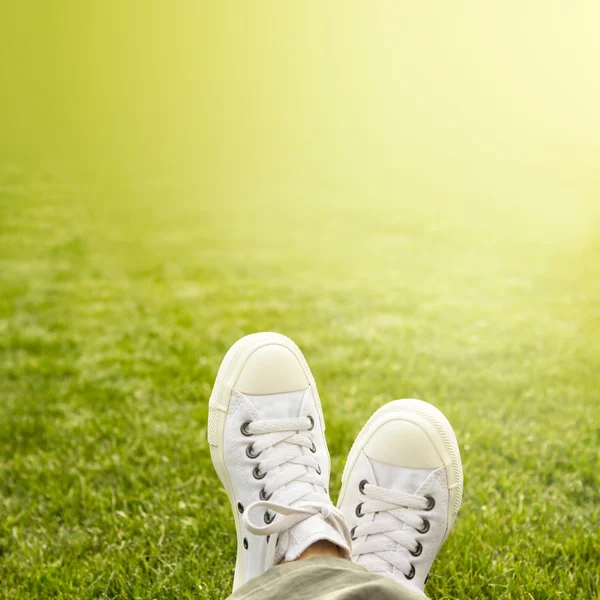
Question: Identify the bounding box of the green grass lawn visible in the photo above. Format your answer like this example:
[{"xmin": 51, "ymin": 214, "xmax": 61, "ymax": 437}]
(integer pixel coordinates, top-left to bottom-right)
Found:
[{"xmin": 0, "ymin": 161, "xmax": 599, "ymax": 599}]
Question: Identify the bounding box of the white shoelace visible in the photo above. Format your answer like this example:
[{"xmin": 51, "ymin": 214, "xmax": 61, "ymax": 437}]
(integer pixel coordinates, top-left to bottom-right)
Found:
[
  {"xmin": 241, "ymin": 416, "xmax": 349, "ymax": 565},
  {"xmin": 352, "ymin": 482, "xmax": 433, "ymax": 578}
]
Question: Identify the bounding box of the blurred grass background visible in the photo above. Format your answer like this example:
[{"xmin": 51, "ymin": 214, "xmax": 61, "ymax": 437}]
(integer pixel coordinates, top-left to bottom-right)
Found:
[{"xmin": 1, "ymin": 2, "xmax": 599, "ymax": 599}]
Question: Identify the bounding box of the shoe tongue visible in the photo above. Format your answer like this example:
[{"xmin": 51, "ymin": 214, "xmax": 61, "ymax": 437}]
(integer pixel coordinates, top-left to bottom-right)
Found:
[
  {"xmin": 243, "ymin": 390, "xmax": 306, "ymax": 420},
  {"xmin": 357, "ymin": 459, "xmax": 434, "ymax": 576},
  {"xmin": 244, "ymin": 388, "xmax": 317, "ymax": 504},
  {"xmin": 370, "ymin": 458, "xmax": 433, "ymax": 494},
  {"xmin": 283, "ymin": 512, "xmax": 350, "ymax": 562}
]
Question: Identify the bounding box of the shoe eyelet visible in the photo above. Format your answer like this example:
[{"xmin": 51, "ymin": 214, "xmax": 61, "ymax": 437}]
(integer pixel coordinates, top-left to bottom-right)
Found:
[
  {"xmin": 310, "ymin": 442, "xmax": 317, "ymax": 453},
  {"xmin": 315, "ymin": 465, "xmax": 322, "ymax": 475},
  {"xmin": 253, "ymin": 465, "xmax": 266, "ymax": 480},
  {"xmin": 405, "ymin": 564, "xmax": 415, "ymax": 580},
  {"xmin": 355, "ymin": 503, "xmax": 364, "ymax": 518},
  {"xmin": 259, "ymin": 487, "xmax": 272, "ymax": 501},
  {"xmin": 307, "ymin": 415, "xmax": 314, "ymax": 430},
  {"xmin": 350, "ymin": 526, "xmax": 357, "ymax": 541},
  {"xmin": 237, "ymin": 502, "xmax": 244, "ymax": 514},
  {"xmin": 417, "ymin": 518, "xmax": 430, "ymax": 534},
  {"xmin": 410, "ymin": 541, "xmax": 423, "ymax": 557},
  {"xmin": 243, "ymin": 538, "xmax": 248, "ymax": 550},
  {"xmin": 246, "ymin": 444, "xmax": 261, "ymax": 459},
  {"xmin": 424, "ymin": 495, "xmax": 435, "ymax": 511},
  {"xmin": 264, "ymin": 511, "xmax": 275, "ymax": 524},
  {"xmin": 358, "ymin": 479, "xmax": 369, "ymax": 494},
  {"xmin": 240, "ymin": 422, "xmax": 252, "ymax": 436}
]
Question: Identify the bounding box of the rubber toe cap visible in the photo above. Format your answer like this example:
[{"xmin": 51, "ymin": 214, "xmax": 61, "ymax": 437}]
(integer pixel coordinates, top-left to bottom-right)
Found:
[{"xmin": 234, "ymin": 344, "xmax": 309, "ymax": 395}]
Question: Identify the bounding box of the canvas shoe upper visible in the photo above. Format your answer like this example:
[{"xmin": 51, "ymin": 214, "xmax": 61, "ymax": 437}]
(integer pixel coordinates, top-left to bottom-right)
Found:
[
  {"xmin": 208, "ymin": 332, "xmax": 351, "ymax": 591},
  {"xmin": 337, "ymin": 400, "xmax": 463, "ymax": 598}
]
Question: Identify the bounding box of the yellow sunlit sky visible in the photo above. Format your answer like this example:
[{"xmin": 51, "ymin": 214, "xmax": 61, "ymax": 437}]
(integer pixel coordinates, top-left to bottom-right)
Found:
[{"xmin": 2, "ymin": 2, "xmax": 599, "ymax": 246}]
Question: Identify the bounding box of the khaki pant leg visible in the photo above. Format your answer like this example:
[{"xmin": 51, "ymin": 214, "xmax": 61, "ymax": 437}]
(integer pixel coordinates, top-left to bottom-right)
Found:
[{"xmin": 228, "ymin": 557, "xmax": 427, "ymax": 600}]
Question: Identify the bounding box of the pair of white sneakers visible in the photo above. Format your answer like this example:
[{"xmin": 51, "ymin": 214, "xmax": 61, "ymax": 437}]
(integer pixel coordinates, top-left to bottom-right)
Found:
[{"xmin": 208, "ymin": 333, "xmax": 463, "ymax": 598}]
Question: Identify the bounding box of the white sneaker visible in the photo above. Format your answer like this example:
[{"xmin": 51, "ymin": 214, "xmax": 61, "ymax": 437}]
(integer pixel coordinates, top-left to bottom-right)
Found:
[
  {"xmin": 337, "ymin": 400, "xmax": 463, "ymax": 598},
  {"xmin": 208, "ymin": 332, "xmax": 351, "ymax": 591}
]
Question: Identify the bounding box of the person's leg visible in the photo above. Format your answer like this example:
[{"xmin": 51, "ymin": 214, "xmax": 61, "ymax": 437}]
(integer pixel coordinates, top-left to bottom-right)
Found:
[
  {"xmin": 231, "ymin": 399, "xmax": 464, "ymax": 600},
  {"xmin": 208, "ymin": 334, "xmax": 463, "ymax": 599},
  {"xmin": 207, "ymin": 333, "xmax": 351, "ymax": 592},
  {"xmin": 229, "ymin": 556, "xmax": 426, "ymax": 600}
]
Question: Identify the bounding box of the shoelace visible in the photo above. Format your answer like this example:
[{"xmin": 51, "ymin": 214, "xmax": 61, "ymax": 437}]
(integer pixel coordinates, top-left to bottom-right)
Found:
[
  {"xmin": 245, "ymin": 499, "xmax": 349, "ymax": 566},
  {"xmin": 241, "ymin": 416, "xmax": 349, "ymax": 565},
  {"xmin": 351, "ymin": 481, "xmax": 434, "ymax": 579}
]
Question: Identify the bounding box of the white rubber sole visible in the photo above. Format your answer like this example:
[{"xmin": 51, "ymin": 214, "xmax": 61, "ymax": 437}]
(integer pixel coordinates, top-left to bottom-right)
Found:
[
  {"xmin": 337, "ymin": 399, "xmax": 463, "ymax": 539},
  {"xmin": 208, "ymin": 332, "xmax": 324, "ymax": 591}
]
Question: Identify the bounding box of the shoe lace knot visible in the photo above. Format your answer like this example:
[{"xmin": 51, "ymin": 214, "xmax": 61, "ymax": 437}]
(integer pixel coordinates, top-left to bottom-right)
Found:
[{"xmin": 240, "ymin": 416, "xmax": 350, "ymax": 564}]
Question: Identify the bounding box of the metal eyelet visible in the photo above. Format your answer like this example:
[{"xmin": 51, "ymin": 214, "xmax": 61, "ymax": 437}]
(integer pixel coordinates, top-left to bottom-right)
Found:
[
  {"xmin": 417, "ymin": 518, "xmax": 430, "ymax": 534},
  {"xmin": 350, "ymin": 526, "xmax": 357, "ymax": 541},
  {"xmin": 237, "ymin": 502, "xmax": 244, "ymax": 514},
  {"xmin": 253, "ymin": 465, "xmax": 266, "ymax": 480},
  {"xmin": 259, "ymin": 487, "xmax": 272, "ymax": 501},
  {"xmin": 240, "ymin": 422, "xmax": 252, "ymax": 436},
  {"xmin": 307, "ymin": 415, "xmax": 314, "ymax": 430},
  {"xmin": 424, "ymin": 495, "xmax": 435, "ymax": 511},
  {"xmin": 315, "ymin": 465, "xmax": 322, "ymax": 475},
  {"xmin": 405, "ymin": 564, "xmax": 415, "ymax": 580},
  {"xmin": 243, "ymin": 538, "xmax": 248, "ymax": 550},
  {"xmin": 355, "ymin": 503, "xmax": 364, "ymax": 517},
  {"xmin": 359, "ymin": 479, "xmax": 368, "ymax": 494},
  {"xmin": 410, "ymin": 541, "xmax": 423, "ymax": 557},
  {"xmin": 246, "ymin": 444, "xmax": 261, "ymax": 459},
  {"xmin": 264, "ymin": 511, "xmax": 275, "ymax": 524},
  {"xmin": 310, "ymin": 442, "xmax": 317, "ymax": 453}
]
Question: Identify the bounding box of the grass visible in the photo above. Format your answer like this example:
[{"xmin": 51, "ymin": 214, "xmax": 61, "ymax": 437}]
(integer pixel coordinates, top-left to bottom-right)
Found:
[{"xmin": 0, "ymin": 160, "xmax": 599, "ymax": 600}]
